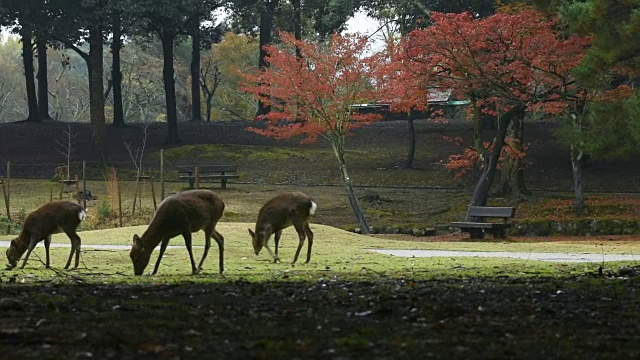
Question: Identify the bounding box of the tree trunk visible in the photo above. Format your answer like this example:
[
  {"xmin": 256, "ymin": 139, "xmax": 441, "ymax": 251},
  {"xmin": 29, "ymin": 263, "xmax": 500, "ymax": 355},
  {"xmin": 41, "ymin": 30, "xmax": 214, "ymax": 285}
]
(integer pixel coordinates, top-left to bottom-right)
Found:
[
  {"xmin": 206, "ymin": 93, "xmax": 214, "ymax": 122},
  {"xmin": 161, "ymin": 29, "xmax": 180, "ymax": 144},
  {"xmin": 469, "ymin": 98, "xmax": 487, "ymax": 179},
  {"xmin": 21, "ymin": 31, "xmax": 39, "ymax": 122},
  {"xmin": 292, "ymin": 0, "xmax": 302, "ymax": 57},
  {"xmin": 404, "ymin": 113, "xmax": 415, "ymax": 169},
  {"xmin": 190, "ymin": 19, "xmax": 202, "ymax": 122},
  {"xmin": 495, "ymin": 114, "xmax": 529, "ymax": 202},
  {"xmin": 466, "ymin": 105, "xmax": 525, "ymax": 221},
  {"xmin": 200, "ymin": 64, "xmax": 220, "ymax": 122},
  {"xmin": 88, "ymin": 25, "xmax": 107, "ymax": 162},
  {"xmin": 570, "ymin": 97, "xmax": 588, "ymax": 216},
  {"xmin": 36, "ymin": 37, "xmax": 51, "ymax": 120},
  {"xmin": 111, "ymin": 15, "xmax": 125, "ymax": 127},
  {"xmin": 256, "ymin": 0, "xmax": 279, "ymax": 117},
  {"xmin": 571, "ymin": 146, "xmax": 585, "ymax": 216},
  {"xmin": 332, "ymin": 140, "xmax": 370, "ymax": 234},
  {"xmin": 472, "ymin": 99, "xmax": 484, "ymax": 151}
]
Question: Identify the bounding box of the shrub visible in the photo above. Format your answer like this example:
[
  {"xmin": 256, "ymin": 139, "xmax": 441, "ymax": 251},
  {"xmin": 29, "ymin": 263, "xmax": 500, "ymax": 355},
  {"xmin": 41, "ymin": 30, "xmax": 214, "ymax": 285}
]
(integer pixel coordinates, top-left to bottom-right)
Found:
[
  {"xmin": 97, "ymin": 200, "xmax": 112, "ymax": 222},
  {"xmin": 0, "ymin": 216, "xmax": 20, "ymax": 235}
]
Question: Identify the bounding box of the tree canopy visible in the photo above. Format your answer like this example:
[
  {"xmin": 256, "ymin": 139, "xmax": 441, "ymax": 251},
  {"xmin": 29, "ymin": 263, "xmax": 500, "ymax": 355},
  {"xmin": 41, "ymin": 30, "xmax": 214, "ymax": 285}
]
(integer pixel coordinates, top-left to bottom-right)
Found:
[{"xmin": 239, "ymin": 32, "xmax": 389, "ymax": 232}]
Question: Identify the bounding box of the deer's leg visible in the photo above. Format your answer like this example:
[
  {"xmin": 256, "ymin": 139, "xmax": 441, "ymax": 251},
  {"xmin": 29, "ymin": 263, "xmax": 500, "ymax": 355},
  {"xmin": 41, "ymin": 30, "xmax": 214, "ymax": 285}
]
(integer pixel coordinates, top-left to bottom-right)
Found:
[
  {"xmin": 20, "ymin": 235, "xmax": 41, "ymax": 269},
  {"xmin": 152, "ymin": 238, "xmax": 171, "ymax": 275},
  {"xmin": 63, "ymin": 229, "xmax": 81, "ymax": 269},
  {"xmin": 44, "ymin": 235, "xmax": 52, "ymax": 268},
  {"xmin": 273, "ymin": 230, "xmax": 282, "ymax": 263},
  {"xmin": 304, "ymin": 223, "xmax": 314, "ymax": 263},
  {"xmin": 64, "ymin": 239, "xmax": 75, "ymax": 269},
  {"xmin": 72, "ymin": 234, "xmax": 81, "ymax": 269},
  {"xmin": 292, "ymin": 223, "xmax": 307, "ymax": 265},
  {"xmin": 182, "ymin": 232, "xmax": 198, "ymax": 275},
  {"xmin": 196, "ymin": 227, "xmax": 213, "ymax": 274},
  {"xmin": 262, "ymin": 231, "xmax": 278, "ymax": 263},
  {"xmin": 212, "ymin": 230, "xmax": 224, "ymax": 274}
]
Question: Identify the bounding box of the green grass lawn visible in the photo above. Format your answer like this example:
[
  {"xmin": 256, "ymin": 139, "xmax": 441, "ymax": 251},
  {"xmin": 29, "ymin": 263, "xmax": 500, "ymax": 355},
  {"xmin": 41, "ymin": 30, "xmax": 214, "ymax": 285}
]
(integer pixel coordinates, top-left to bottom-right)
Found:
[{"xmin": 2, "ymin": 222, "xmax": 639, "ymax": 285}]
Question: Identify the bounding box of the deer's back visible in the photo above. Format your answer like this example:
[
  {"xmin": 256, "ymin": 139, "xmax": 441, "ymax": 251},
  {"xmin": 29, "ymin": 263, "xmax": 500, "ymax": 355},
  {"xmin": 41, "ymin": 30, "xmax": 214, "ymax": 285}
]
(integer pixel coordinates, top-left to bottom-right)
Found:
[
  {"xmin": 22, "ymin": 201, "xmax": 84, "ymax": 236},
  {"xmin": 258, "ymin": 192, "xmax": 314, "ymax": 229},
  {"xmin": 151, "ymin": 190, "xmax": 225, "ymax": 231}
]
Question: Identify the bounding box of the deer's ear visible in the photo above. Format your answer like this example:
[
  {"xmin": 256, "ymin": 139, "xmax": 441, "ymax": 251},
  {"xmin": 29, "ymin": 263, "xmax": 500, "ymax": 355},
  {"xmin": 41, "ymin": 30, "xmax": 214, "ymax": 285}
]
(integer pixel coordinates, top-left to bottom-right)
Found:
[
  {"xmin": 133, "ymin": 234, "xmax": 143, "ymax": 247},
  {"xmin": 248, "ymin": 229, "xmax": 255, "ymax": 238}
]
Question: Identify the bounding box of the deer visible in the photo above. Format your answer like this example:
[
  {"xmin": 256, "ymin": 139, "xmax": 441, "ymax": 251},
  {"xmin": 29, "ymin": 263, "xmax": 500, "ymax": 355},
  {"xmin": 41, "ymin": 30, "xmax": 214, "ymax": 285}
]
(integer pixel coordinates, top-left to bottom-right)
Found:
[
  {"xmin": 130, "ymin": 189, "xmax": 225, "ymax": 275},
  {"xmin": 6, "ymin": 201, "xmax": 87, "ymax": 270},
  {"xmin": 248, "ymin": 192, "xmax": 317, "ymax": 264}
]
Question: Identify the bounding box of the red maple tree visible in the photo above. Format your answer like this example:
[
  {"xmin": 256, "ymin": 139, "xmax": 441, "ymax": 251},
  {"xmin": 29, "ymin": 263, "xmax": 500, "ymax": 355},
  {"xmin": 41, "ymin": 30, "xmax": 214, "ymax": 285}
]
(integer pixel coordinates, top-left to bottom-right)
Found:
[
  {"xmin": 394, "ymin": 9, "xmax": 590, "ymax": 212},
  {"xmin": 239, "ymin": 32, "xmax": 389, "ymax": 233}
]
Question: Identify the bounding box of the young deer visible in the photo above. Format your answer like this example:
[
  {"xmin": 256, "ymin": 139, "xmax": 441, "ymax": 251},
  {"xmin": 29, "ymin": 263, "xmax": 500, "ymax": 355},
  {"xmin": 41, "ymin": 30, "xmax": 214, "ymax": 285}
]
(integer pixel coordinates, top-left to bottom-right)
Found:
[
  {"xmin": 130, "ymin": 189, "xmax": 225, "ymax": 275},
  {"xmin": 6, "ymin": 201, "xmax": 87, "ymax": 270},
  {"xmin": 248, "ymin": 192, "xmax": 317, "ymax": 264}
]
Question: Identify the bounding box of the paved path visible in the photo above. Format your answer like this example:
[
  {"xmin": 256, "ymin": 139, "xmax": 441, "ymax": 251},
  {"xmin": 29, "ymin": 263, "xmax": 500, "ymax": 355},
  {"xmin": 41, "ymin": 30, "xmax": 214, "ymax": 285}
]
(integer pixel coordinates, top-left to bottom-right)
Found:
[
  {"xmin": 1, "ymin": 241, "xmax": 637, "ymax": 263},
  {"xmin": 370, "ymin": 249, "xmax": 640, "ymax": 263}
]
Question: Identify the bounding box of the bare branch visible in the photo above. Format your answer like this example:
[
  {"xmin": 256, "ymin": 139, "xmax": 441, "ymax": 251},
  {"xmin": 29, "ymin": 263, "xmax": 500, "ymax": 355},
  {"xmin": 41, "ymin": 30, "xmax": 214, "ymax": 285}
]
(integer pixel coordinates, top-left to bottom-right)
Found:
[
  {"xmin": 124, "ymin": 124, "xmax": 150, "ymax": 175},
  {"xmin": 55, "ymin": 124, "xmax": 77, "ymax": 179}
]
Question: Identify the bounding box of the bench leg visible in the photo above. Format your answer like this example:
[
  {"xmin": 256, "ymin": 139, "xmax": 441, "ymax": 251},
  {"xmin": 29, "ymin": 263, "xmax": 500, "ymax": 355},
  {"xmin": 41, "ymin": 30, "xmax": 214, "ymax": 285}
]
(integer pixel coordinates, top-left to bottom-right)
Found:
[
  {"xmin": 465, "ymin": 228, "xmax": 485, "ymax": 240},
  {"xmin": 492, "ymin": 228, "xmax": 507, "ymax": 239},
  {"xmin": 221, "ymin": 178, "xmax": 227, "ymax": 189},
  {"xmin": 189, "ymin": 177, "xmax": 194, "ymax": 189}
]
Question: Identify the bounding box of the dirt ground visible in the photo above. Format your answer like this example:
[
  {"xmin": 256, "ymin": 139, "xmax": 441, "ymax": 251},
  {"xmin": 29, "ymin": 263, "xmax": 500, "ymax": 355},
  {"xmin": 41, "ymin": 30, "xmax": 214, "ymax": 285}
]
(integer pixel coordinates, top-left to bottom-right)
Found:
[{"xmin": 1, "ymin": 275, "xmax": 640, "ymax": 359}]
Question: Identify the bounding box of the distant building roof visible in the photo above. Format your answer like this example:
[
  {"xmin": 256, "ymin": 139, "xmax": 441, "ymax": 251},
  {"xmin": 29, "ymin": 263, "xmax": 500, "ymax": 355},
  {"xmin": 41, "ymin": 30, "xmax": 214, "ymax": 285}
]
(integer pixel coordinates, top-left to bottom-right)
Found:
[
  {"xmin": 427, "ymin": 89, "xmax": 452, "ymax": 104},
  {"xmin": 352, "ymin": 89, "xmax": 468, "ymax": 110}
]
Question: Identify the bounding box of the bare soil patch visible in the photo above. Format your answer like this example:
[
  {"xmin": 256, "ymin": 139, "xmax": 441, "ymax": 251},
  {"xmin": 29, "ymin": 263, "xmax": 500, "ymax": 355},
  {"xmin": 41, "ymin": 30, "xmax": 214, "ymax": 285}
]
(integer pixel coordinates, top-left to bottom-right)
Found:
[{"xmin": 1, "ymin": 277, "xmax": 640, "ymax": 359}]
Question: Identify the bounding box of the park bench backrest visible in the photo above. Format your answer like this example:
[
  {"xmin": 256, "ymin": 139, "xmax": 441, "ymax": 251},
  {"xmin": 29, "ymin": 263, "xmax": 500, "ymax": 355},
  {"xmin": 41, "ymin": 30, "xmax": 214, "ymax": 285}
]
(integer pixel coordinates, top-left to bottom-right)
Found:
[
  {"xmin": 467, "ymin": 206, "xmax": 516, "ymax": 219},
  {"xmin": 196, "ymin": 165, "xmax": 237, "ymax": 172}
]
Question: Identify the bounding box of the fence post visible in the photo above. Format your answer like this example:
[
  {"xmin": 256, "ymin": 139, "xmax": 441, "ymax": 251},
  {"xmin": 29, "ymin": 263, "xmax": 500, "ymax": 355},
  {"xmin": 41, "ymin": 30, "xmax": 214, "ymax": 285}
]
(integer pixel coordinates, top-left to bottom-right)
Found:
[
  {"xmin": 82, "ymin": 161, "xmax": 87, "ymax": 209},
  {"xmin": 117, "ymin": 173, "xmax": 123, "ymax": 228},
  {"xmin": 160, "ymin": 149, "xmax": 165, "ymax": 200},
  {"xmin": 75, "ymin": 175, "xmax": 80, "ymax": 202},
  {"xmin": 194, "ymin": 166, "xmax": 200, "ymax": 189},
  {"xmin": 150, "ymin": 176, "xmax": 157, "ymax": 210},
  {"xmin": 138, "ymin": 175, "xmax": 143, "ymax": 211},
  {"xmin": 132, "ymin": 171, "xmax": 140, "ymax": 214},
  {"xmin": 5, "ymin": 161, "xmax": 10, "ymax": 221},
  {"xmin": 1, "ymin": 180, "xmax": 8, "ymax": 221}
]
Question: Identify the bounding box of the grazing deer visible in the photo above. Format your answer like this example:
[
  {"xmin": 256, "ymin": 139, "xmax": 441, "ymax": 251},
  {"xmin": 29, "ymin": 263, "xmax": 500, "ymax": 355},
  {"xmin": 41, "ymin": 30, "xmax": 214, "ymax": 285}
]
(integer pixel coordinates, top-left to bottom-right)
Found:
[
  {"xmin": 6, "ymin": 201, "xmax": 86, "ymax": 270},
  {"xmin": 130, "ymin": 189, "xmax": 225, "ymax": 275},
  {"xmin": 248, "ymin": 192, "xmax": 317, "ymax": 264}
]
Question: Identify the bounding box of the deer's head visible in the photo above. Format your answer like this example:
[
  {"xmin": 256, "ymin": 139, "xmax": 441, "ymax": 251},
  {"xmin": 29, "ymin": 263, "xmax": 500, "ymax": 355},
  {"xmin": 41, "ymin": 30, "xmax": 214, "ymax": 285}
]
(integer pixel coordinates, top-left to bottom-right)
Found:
[
  {"xmin": 6, "ymin": 239, "xmax": 25, "ymax": 269},
  {"xmin": 248, "ymin": 228, "xmax": 271, "ymax": 256},
  {"xmin": 130, "ymin": 234, "xmax": 152, "ymax": 275}
]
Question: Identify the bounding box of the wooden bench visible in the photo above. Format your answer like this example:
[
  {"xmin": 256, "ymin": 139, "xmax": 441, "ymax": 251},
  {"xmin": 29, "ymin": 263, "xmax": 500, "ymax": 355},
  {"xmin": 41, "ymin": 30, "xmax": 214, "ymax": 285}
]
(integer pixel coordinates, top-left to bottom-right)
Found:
[
  {"xmin": 178, "ymin": 165, "xmax": 239, "ymax": 189},
  {"xmin": 450, "ymin": 206, "xmax": 516, "ymax": 239},
  {"xmin": 59, "ymin": 178, "xmax": 79, "ymax": 194}
]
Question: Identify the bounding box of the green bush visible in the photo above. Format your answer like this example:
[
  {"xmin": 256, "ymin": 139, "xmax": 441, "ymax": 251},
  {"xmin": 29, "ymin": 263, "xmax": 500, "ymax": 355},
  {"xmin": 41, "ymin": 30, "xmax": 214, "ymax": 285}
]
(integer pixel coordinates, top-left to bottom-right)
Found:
[
  {"xmin": 0, "ymin": 216, "xmax": 20, "ymax": 235},
  {"xmin": 97, "ymin": 200, "xmax": 112, "ymax": 221}
]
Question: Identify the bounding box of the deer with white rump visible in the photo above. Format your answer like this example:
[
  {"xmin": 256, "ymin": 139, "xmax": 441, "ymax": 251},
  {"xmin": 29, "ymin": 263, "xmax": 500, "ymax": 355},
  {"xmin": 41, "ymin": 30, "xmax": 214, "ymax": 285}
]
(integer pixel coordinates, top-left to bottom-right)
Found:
[
  {"xmin": 130, "ymin": 189, "xmax": 225, "ymax": 275},
  {"xmin": 6, "ymin": 201, "xmax": 86, "ymax": 270},
  {"xmin": 249, "ymin": 192, "xmax": 317, "ymax": 264}
]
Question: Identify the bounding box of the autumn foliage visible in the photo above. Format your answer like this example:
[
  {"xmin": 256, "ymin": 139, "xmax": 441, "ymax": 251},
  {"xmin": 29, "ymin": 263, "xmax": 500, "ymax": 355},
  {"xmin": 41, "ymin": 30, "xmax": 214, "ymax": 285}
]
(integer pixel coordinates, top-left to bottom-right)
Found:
[
  {"xmin": 239, "ymin": 32, "xmax": 388, "ymax": 144},
  {"xmin": 444, "ymin": 137, "xmax": 529, "ymax": 179},
  {"xmin": 389, "ymin": 9, "xmax": 590, "ymax": 183},
  {"xmin": 238, "ymin": 32, "xmax": 391, "ymax": 233},
  {"xmin": 398, "ymin": 9, "xmax": 590, "ymax": 114}
]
